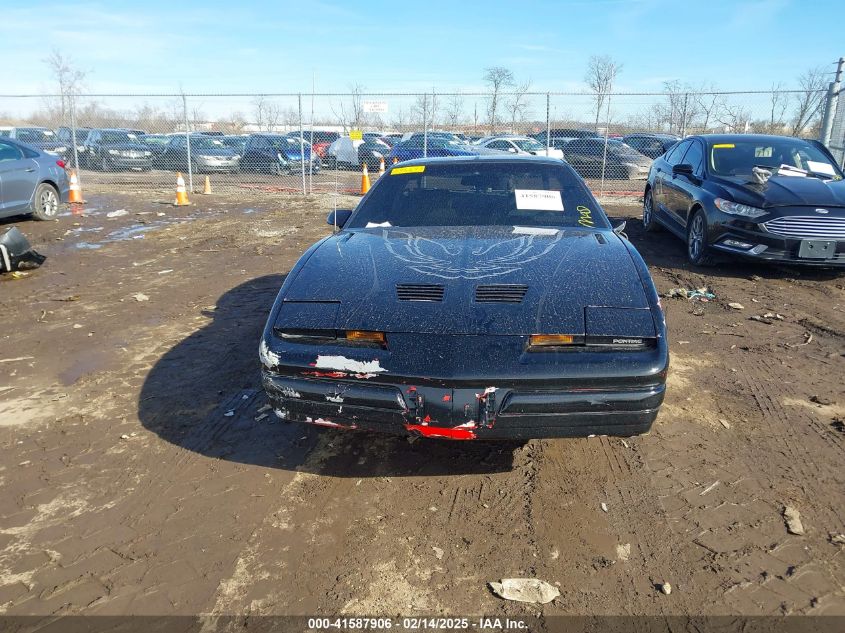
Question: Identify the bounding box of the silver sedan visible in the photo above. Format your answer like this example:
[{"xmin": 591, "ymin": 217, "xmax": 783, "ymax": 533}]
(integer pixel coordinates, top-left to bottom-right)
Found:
[{"xmin": 0, "ymin": 138, "xmax": 69, "ymax": 220}]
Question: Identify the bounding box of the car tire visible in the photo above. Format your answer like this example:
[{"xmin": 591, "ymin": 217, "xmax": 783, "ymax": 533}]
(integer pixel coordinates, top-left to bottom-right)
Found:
[
  {"xmin": 686, "ymin": 209, "xmax": 715, "ymax": 266},
  {"xmin": 642, "ymin": 188, "xmax": 661, "ymax": 232},
  {"xmin": 326, "ymin": 156, "xmax": 337, "ymax": 170},
  {"xmin": 31, "ymin": 183, "xmax": 61, "ymax": 221}
]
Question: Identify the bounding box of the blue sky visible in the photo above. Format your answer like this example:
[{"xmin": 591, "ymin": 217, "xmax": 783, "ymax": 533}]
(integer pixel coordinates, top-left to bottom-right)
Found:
[{"xmin": 1, "ymin": 0, "xmax": 842, "ymax": 97}]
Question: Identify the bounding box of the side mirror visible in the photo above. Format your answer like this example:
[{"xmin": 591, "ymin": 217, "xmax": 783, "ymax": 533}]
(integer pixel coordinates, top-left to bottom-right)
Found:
[
  {"xmin": 327, "ymin": 209, "xmax": 352, "ymax": 229},
  {"xmin": 613, "ymin": 220, "xmax": 627, "ymax": 236},
  {"xmin": 672, "ymin": 163, "xmax": 694, "ymax": 177}
]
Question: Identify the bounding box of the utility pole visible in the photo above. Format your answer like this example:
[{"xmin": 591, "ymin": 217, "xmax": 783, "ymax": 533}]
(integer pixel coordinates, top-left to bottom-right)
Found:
[{"xmin": 820, "ymin": 57, "xmax": 844, "ymax": 146}]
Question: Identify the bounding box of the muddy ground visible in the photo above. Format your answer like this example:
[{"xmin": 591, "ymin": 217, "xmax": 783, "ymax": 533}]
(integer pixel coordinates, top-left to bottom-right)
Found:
[{"xmin": 0, "ymin": 188, "xmax": 844, "ymax": 623}]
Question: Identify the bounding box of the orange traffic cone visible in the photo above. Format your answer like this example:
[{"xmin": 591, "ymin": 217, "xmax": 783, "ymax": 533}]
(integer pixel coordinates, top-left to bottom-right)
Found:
[
  {"xmin": 360, "ymin": 163, "xmax": 371, "ymax": 195},
  {"xmin": 378, "ymin": 158, "xmax": 385, "ymax": 178},
  {"xmin": 202, "ymin": 175, "xmax": 212, "ymax": 195},
  {"xmin": 68, "ymin": 170, "xmax": 83, "ymax": 204},
  {"xmin": 174, "ymin": 172, "xmax": 190, "ymax": 206}
]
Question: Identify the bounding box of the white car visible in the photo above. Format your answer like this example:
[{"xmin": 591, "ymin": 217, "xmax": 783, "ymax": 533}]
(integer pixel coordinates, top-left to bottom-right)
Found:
[
  {"xmin": 327, "ymin": 136, "xmax": 391, "ymax": 170},
  {"xmin": 476, "ymin": 135, "xmax": 564, "ymax": 160},
  {"xmin": 326, "ymin": 137, "xmax": 364, "ymax": 169}
]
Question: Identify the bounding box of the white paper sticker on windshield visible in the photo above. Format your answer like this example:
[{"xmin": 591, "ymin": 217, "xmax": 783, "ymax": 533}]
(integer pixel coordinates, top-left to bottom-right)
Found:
[
  {"xmin": 365, "ymin": 221, "xmax": 392, "ymax": 228},
  {"xmin": 807, "ymin": 160, "xmax": 835, "ymax": 176},
  {"xmin": 514, "ymin": 189, "xmax": 564, "ymax": 211}
]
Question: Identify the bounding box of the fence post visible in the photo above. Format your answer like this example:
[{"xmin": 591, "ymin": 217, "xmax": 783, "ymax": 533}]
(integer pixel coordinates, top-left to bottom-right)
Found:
[
  {"xmin": 299, "ymin": 93, "xmax": 306, "ymax": 195},
  {"xmin": 182, "ymin": 93, "xmax": 193, "ymax": 193},
  {"xmin": 309, "ymin": 82, "xmax": 315, "ymax": 194},
  {"xmin": 600, "ymin": 92, "xmax": 611, "ymax": 199},
  {"xmin": 545, "ymin": 92, "xmax": 550, "ymax": 157},
  {"xmin": 69, "ymin": 92, "xmax": 81, "ymax": 184},
  {"xmin": 820, "ymin": 57, "xmax": 844, "ymax": 146},
  {"xmin": 423, "ymin": 93, "xmax": 428, "ymax": 158}
]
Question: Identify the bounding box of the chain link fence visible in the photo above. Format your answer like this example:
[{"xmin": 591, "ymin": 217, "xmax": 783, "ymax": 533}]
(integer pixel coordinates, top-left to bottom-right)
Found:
[{"xmin": 0, "ymin": 88, "xmax": 831, "ymax": 199}]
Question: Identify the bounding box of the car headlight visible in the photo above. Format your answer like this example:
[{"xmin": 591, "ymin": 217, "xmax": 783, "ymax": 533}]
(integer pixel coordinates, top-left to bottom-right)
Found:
[
  {"xmin": 714, "ymin": 198, "xmax": 766, "ymax": 219},
  {"xmin": 372, "ymin": 150, "xmax": 383, "ymax": 158},
  {"xmin": 108, "ymin": 149, "xmax": 119, "ymax": 155}
]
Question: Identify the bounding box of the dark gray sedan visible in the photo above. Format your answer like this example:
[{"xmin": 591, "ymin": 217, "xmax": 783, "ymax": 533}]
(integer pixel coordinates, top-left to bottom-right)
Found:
[{"xmin": 0, "ymin": 138, "xmax": 69, "ymax": 220}]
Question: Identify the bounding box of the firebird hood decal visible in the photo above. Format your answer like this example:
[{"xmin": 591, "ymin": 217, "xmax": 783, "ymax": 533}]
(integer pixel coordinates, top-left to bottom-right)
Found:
[{"xmin": 383, "ymin": 229, "xmax": 563, "ymax": 279}]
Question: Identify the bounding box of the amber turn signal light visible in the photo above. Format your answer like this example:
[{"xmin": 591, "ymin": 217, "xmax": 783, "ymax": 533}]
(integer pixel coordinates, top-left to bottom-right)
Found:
[
  {"xmin": 346, "ymin": 330, "xmax": 387, "ymax": 345},
  {"xmin": 529, "ymin": 334, "xmax": 575, "ymax": 346}
]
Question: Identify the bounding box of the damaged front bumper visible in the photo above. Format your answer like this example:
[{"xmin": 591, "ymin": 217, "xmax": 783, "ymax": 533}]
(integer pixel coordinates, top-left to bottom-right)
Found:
[{"xmin": 261, "ymin": 369, "xmax": 664, "ymax": 440}]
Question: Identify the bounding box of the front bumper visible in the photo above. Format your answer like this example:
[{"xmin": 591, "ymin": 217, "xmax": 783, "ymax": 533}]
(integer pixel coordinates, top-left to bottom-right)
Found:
[
  {"xmin": 711, "ymin": 224, "xmax": 845, "ymax": 267},
  {"xmin": 196, "ymin": 159, "xmax": 240, "ymax": 173},
  {"xmin": 261, "ymin": 369, "xmax": 664, "ymax": 440},
  {"xmin": 107, "ymin": 156, "xmax": 152, "ymax": 169}
]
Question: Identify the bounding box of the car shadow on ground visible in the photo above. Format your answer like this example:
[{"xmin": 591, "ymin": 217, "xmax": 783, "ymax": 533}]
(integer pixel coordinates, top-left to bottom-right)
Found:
[
  {"xmin": 138, "ymin": 274, "xmax": 518, "ymax": 478},
  {"xmin": 613, "ymin": 207, "xmax": 844, "ymax": 283}
]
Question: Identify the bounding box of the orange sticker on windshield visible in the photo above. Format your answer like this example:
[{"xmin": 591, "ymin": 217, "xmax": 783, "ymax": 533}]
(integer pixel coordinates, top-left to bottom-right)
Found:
[
  {"xmin": 391, "ymin": 165, "xmax": 425, "ymax": 175},
  {"xmin": 712, "ymin": 143, "xmax": 735, "ymax": 149}
]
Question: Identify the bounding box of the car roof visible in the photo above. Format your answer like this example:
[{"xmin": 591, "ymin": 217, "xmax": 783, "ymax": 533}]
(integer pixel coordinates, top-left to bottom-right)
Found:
[
  {"xmin": 691, "ymin": 133, "xmax": 811, "ymax": 145},
  {"xmin": 624, "ymin": 133, "xmax": 678, "ymax": 139},
  {"xmin": 389, "ymin": 155, "xmax": 565, "ymax": 168}
]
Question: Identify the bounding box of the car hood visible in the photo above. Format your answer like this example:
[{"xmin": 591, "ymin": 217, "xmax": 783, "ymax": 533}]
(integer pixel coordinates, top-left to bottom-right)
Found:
[
  {"xmin": 711, "ymin": 174, "xmax": 845, "ymax": 208},
  {"xmin": 279, "ymin": 149, "xmax": 310, "ymax": 160},
  {"xmin": 28, "ymin": 141, "xmax": 65, "ymax": 151},
  {"xmin": 282, "ymin": 226, "xmax": 651, "ymax": 335}
]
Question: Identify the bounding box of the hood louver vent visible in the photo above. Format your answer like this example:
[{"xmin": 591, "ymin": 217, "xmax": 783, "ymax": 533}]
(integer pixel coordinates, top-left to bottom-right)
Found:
[
  {"xmin": 396, "ymin": 283, "xmax": 445, "ymax": 302},
  {"xmin": 475, "ymin": 284, "xmax": 528, "ymax": 303}
]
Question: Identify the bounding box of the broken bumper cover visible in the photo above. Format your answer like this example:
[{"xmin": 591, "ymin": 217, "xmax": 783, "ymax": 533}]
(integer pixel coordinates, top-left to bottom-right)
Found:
[{"xmin": 261, "ymin": 369, "xmax": 664, "ymax": 440}]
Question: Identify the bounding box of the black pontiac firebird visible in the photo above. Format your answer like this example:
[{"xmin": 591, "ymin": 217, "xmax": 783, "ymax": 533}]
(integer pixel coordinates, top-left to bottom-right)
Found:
[{"xmin": 259, "ymin": 156, "xmax": 668, "ymax": 440}]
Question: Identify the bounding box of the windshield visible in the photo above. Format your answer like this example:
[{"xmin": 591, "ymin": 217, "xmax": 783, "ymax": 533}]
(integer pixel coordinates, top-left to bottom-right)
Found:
[
  {"xmin": 512, "ymin": 138, "xmax": 545, "ymax": 152},
  {"xmin": 141, "ymin": 135, "xmax": 169, "ymax": 147},
  {"xmin": 709, "ymin": 138, "xmax": 841, "ymax": 179},
  {"xmin": 221, "ymin": 137, "xmax": 246, "ymax": 150},
  {"xmin": 101, "ymin": 131, "xmax": 141, "ymax": 144},
  {"xmin": 18, "ymin": 129, "xmax": 54, "ymax": 142},
  {"xmin": 268, "ymin": 137, "xmax": 300, "ymax": 151},
  {"xmin": 607, "ymin": 140, "xmax": 642, "ymax": 157},
  {"xmin": 347, "ymin": 162, "xmax": 606, "ymax": 229},
  {"xmin": 190, "ymin": 137, "xmax": 229, "ymax": 151}
]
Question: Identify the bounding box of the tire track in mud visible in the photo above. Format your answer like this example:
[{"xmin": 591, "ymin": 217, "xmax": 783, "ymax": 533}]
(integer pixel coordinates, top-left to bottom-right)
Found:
[{"xmin": 640, "ymin": 342, "xmax": 845, "ymax": 614}]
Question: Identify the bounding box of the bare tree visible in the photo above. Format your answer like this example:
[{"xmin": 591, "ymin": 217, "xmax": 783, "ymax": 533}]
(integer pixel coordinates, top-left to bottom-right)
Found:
[
  {"xmin": 391, "ymin": 106, "xmax": 408, "ymax": 133},
  {"xmin": 43, "ymin": 49, "xmax": 87, "ymax": 125},
  {"xmin": 790, "ymin": 67, "xmax": 826, "ymax": 137},
  {"xmin": 658, "ymin": 80, "xmax": 699, "ymax": 136},
  {"xmin": 766, "ymin": 82, "xmax": 789, "ymax": 133},
  {"xmin": 444, "ymin": 94, "xmax": 464, "ymax": 130},
  {"xmin": 252, "ymin": 95, "xmax": 282, "ymax": 131},
  {"xmin": 331, "ymin": 83, "xmax": 367, "ymax": 132},
  {"xmin": 694, "ymin": 84, "xmax": 725, "ymax": 132},
  {"xmin": 717, "ymin": 102, "xmax": 751, "ymax": 133},
  {"xmin": 483, "ymin": 66, "xmax": 514, "ymax": 133},
  {"xmin": 507, "ymin": 80, "xmax": 532, "ymax": 132},
  {"xmin": 226, "ymin": 111, "xmax": 248, "ymax": 134},
  {"xmin": 411, "ymin": 93, "xmax": 438, "ymax": 128},
  {"xmin": 584, "ymin": 55, "xmax": 622, "ymax": 132}
]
